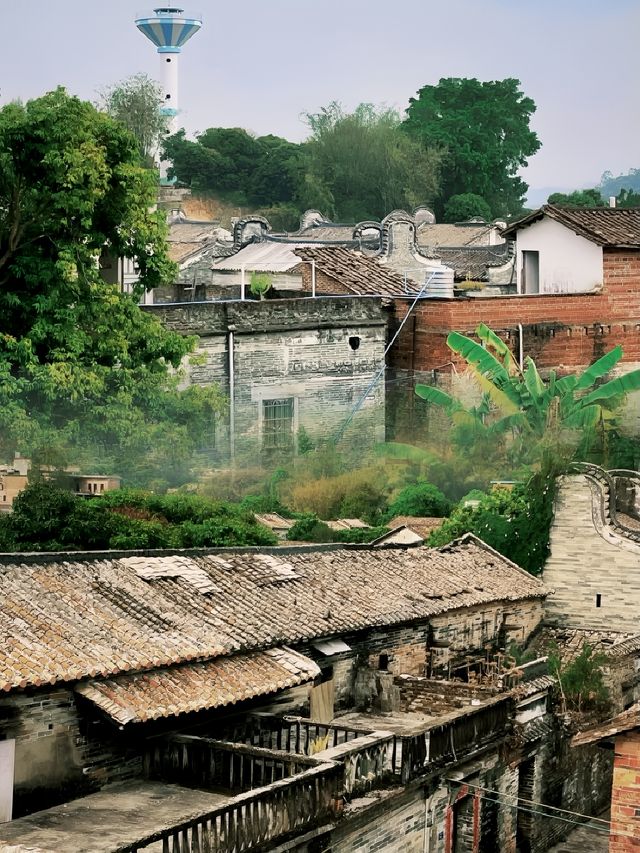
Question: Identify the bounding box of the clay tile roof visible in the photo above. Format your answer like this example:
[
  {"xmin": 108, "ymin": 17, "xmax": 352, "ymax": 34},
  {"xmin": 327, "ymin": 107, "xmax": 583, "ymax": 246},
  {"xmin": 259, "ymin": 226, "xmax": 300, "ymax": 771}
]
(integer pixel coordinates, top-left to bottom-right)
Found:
[
  {"xmin": 75, "ymin": 647, "xmax": 319, "ymax": 726},
  {"xmin": 386, "ymin": 517, "xmax": 445, "ymax": 539},
  {"xmin": 0, "ymin": 537, "xmax": 547, "ymax": 692},
  {"xmin": 417, "ymin": 222, "xmax": 496, "ymax": 249},
  {"xmin": 502, "ymin": 205, "xmax": 640, "ymax": 247},
  {"xmin": 293, "ymin": 246, "xmax": 418, "ymax": 297},
  {"xmin": 436, "ymin": 244, "xmax": 513, "ymax": 281},
  {"xmin": 571, "ymin": 703, "xmax": 640, "ymax": 747},
  {"xmin": 167, "ymin": 221, "xmax": 231, "ymax": 264}
]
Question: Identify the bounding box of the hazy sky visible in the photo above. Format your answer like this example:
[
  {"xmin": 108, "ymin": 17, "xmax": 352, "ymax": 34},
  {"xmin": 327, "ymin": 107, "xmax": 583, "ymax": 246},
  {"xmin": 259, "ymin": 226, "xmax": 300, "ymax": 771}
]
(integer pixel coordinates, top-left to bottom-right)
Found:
[{"xmin": 2, "ymin": 0, "xmax": 638, "ymax": 194}]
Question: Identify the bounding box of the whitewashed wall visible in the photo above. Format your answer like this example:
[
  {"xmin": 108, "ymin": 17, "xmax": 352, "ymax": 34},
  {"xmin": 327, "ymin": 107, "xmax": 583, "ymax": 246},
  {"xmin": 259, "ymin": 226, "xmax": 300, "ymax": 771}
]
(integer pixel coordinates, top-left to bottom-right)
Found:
[{"xmin": 516, "ymin": 217, "xmax": 603, "ymax": 294}]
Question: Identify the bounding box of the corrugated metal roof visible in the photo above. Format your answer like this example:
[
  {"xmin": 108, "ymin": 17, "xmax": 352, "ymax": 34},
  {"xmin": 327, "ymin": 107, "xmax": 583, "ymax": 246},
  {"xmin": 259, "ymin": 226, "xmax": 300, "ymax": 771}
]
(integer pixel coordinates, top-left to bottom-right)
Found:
[{"xmin": 212, "ymin": 242, "xmax": 308, "ymax": 272}]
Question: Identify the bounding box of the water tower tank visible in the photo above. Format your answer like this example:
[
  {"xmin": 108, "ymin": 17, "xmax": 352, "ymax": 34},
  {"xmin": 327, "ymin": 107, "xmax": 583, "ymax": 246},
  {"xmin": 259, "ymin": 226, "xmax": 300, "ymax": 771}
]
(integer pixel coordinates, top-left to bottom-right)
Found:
[{"xmin": 135, "ymin": 7, "xmax": 202, "ymax": 134}]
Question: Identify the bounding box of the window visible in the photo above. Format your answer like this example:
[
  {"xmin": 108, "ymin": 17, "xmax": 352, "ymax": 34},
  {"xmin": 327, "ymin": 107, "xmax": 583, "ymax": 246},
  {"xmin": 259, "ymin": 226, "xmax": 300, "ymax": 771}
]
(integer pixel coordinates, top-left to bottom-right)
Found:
[
  {"xmin": 596, "ymin": 594, "xmax": 602, "ymax": 608},
  {"xmin": 262, "ymin": 398, "xmax": 294, "ymax": 451}
]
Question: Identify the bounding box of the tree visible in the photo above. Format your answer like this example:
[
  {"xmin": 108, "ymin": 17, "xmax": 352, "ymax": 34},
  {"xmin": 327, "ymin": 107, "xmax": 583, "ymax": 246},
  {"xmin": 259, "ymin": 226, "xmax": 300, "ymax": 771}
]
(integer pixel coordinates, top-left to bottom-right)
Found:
[
  {"xmin": 443, "ymin": 193, "xmax": 492, "ymax": 223},
  {"xmin": 547, "ymin": 188, "xmax": 604, "ymax": 207},
  {"xmin": 616, "ymin": 188, "xmax": 640, "ymax": 207},
  {"xmin": 0, "ymin": 88, "xmax": 222, "ymax": 481},
  {"xmin": 99, "ymin": 73, "xmax": 168, "ymax": 167},
  {"xmin": 598, "ymin": 168, "xmax": 640, "ymax": 199},
  {"xmin": 303, "ymin": 102, "xmax": 442, "ymax": 221},
  {"xmin": 415, "ymin": 323, "xmax": 640, "ymax": 469},
  {"xmin": 0, "ymin": 482, "xmax": 278, "ymax": 552},
  {"xmin": 386, "ymin": 482, "xmax": 451, "ymax": 519},
  {"xmin": 403, "ymin": 78, "xmax": 540, "ymax": 217}
]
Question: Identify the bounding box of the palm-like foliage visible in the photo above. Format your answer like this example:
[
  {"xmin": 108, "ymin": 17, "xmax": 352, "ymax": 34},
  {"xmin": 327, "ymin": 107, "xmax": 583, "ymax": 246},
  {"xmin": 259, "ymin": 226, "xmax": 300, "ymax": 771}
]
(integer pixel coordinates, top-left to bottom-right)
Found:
[{"xmin": 415, "ymin": 323, "xmax": 640, "ymax": 465}]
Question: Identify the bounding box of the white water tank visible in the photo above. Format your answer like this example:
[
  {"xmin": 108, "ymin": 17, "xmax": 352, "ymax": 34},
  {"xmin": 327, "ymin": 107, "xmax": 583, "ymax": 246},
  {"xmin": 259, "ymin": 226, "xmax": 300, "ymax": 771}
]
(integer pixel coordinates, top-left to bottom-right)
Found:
[{"xmin": 425, "ymin": 264, "xmax": 455, "ymax": 298}]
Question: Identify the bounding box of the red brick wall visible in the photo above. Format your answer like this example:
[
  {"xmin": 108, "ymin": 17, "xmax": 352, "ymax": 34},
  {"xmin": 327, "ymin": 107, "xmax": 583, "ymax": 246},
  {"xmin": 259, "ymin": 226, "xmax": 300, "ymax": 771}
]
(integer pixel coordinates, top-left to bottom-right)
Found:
[
  {"xmin": 609, "ymin": 731, "xmax": 640, "ymax": 852},
  {"xmin": 389, "ymin": 248, "xmax": 640, "ymax": 373},
  {"xmin": 298, "ymin": 264, "xmax": 352, "ymax": 296}
]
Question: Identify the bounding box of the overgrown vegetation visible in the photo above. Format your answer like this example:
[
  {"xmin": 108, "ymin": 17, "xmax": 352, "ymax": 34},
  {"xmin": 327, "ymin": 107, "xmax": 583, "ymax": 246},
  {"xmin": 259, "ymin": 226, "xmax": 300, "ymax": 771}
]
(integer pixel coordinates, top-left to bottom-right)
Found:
[
  {"xmin": 0, "ymin": 482, "xmax": 277, "ymax": 552},
  {"xmin": 547, "ymin": 643, "xmax": 610, "ymax": 714}
]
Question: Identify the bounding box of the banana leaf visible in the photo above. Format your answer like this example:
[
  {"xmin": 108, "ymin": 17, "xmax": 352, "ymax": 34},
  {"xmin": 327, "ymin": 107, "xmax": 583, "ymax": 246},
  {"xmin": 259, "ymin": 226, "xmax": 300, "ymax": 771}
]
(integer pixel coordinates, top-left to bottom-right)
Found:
[
  {"xmin": 523, "ymin": 357, "xmax": 545, "ymax": 402},
  {"xmin": 446, "ymin": 331, "xmax": 515, "ymax": 392},
  {"xmin": 555, "ymin": 374, "xmax": 578, "ymax": 394},
  {"xmin": 474, "ymin": 371, "xmax": 522, "ymax": 416},
  {"xmin": 415, "ymin": 384, "xmax": 463, "ymax": 413},
  {"xmin": 579, "ymin": 368, "xmax": 640, "ymax": 407},
  {"xmin": 476, "ymin": 323, "xmax": 518, "ymax": 372},
  {"xmin": 573, "ymin": 345, "xmax": 623, "ymax": 391}
]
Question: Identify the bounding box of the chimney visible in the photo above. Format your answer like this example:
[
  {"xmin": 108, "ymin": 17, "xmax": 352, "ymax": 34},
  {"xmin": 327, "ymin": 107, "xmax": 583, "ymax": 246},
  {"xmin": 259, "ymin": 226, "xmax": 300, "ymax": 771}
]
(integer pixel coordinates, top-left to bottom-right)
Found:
[{"xmin": 609, "ymin": 196, "xmax": 616, "ymax": 208}]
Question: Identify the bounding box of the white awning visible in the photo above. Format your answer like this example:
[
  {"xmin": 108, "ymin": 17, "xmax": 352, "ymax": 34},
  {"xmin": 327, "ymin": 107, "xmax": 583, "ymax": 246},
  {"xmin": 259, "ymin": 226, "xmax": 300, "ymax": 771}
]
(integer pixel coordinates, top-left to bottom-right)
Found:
[{"xmin": 312, "ymin": 639, "xmax": 352, "ymax": 656}]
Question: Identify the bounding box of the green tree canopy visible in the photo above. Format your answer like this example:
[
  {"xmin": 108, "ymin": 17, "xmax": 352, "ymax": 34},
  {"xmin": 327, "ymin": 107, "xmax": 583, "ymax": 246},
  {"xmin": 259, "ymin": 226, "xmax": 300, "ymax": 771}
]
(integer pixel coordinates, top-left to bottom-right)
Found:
[
  {"xmin": 99, "ymin": 73, "xmax": 168, "ymax": 167},
  {"xmin": 403, "ymin": 78, "xmax": 540, "ymax": 217},
  {"xmin": 0, "ymin": 482, "xmax": 277, "ymax": 552},
  {"xmin": 547, "ymin": 188, "xmax": 604, "ymax": 207},
  {"xmin": 0, "ymin": 88, "xmax": 222, "ymax": 483},
  {"xmin": 386, "ymin": 482, "xmax": 451, "ymax": 519},
  {"xmin": 303, "ymin": 102, "xmax": 442, "ymax": 221},
  {"xmin": 443, "ymin": 193, "xmax": 492, "ymax": 223}
]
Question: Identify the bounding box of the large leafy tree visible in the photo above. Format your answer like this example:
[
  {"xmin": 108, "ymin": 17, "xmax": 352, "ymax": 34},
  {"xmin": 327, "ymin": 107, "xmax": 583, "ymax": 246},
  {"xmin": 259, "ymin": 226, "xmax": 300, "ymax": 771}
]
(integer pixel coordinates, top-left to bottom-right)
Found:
[
  {"xmin": 547, "ymin": 188, "xmax": 605, "ymax": 207},
  {"xmin": 403, "ymin": 78, "xmax": 540, "ymax": 218},
  {"xmin": 303, "ymin": 102, "xmax": 442, "ymax": 221},
  {"xmin": 415, "ymin": 323, "xmax": 640, "ymax": 468},
  {"xmin": 99, "ymin": 73, "xmax": 168, "ymax": 167},
  {"xmin": 0, "ymin": 88, "xmax": 221, "ymax": 483}
]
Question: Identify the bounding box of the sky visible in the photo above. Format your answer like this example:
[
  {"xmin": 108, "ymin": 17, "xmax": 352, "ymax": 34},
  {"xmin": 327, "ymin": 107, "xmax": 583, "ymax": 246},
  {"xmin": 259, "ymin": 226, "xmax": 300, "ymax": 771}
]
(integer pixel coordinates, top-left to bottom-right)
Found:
[{"xmin": 2, "ymin": 0, "xmax": 638, "ymax": 198}]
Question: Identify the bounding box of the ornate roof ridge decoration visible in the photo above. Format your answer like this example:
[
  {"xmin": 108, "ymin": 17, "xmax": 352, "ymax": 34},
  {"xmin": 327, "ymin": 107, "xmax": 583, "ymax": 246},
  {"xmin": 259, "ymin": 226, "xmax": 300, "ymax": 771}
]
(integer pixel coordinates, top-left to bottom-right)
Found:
[{"xmin": 231, "ymin": 215, "xmax": 271, "ymax": 251}]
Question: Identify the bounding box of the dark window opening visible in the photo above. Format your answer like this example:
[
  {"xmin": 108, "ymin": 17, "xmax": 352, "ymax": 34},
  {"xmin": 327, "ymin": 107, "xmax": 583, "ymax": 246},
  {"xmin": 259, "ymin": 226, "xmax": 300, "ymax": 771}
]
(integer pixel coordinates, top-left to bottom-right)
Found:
[
  {"xmin": 378, "ymin": 653, "xmax": 389, "ymax": 671},
  {"xmin": 596, "ymin": 594, "xmax": 602, "ymax": 608},
  {"xmin": 165, "ymin": 94, "xmax": 171, "ymax": 100},
  {"xmin": 348, "ymin": 335, "xmax": 361, "ymax": 351},
  {"xmin": 166, "ymin": 57, "xmax": 172, "ymax": 62},
  {"xmin": 263, "ymin": 398, "xmax": 294, "ymax": 451}
]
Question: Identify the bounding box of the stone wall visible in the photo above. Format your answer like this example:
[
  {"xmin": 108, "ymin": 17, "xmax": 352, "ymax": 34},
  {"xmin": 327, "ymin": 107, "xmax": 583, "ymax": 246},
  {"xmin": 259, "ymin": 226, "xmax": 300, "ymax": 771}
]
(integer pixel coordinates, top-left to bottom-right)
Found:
[
  {"xmin": 544, "ymin": 474, "xmax": 640, "ymax": 631},
  {"xmin": 0, "ymin": 687, "xmax": 141, "ymax": 817},
  {"xmin": 145, "ymin": 297, "xmax": 387, "ymax": 463},
  {"xmin": 330, "ymin": 787, "xmax": 427, "ymax": 853}
]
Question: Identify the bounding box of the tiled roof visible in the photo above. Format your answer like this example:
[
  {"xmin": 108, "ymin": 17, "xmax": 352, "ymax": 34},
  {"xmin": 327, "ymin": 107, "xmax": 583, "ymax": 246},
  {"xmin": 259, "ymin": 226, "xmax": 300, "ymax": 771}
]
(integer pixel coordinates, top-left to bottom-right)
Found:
[
  {"xmin": 437, "ymin": 244, "xmax": 513, "ymax": 281},
  {"xmin": 293, "ymin": 223, "xmax": 359, "ymax": 242},
  {"xmin": 254, "ymin": 513, "xmax": 295, "ymax": 531},
  {"xmin": 387, "ymin": 517, "xmax": 445, "ymax": 539},
  {"xmin": 533, "ymin": 626, "xmax": 640, "ymax": 663},
  {"xmin": 0, "ymin": 536, "xmax": 546, "ymax": 692},
  {"xmin": 75, "ymin": 647, "xmax": 319, "ymax": 726},
  {"xmin": 502, "ymin": 205, "xmax": 640, "ymax": 247},
  {"xmin": 326, "ymin": 518, "xmax": 370, "ymax": 531},
  {"xmin": 167, "ymin": 221, "xmax": 231, "ymax": 264},
  {"xmin": 572, "ymin": 703, "xmax": 640, "ymax": 747},
  {"xmin": 293, "ymin": 246, "xmax": 418, "ymax": 297},
  {"xmin": 417, "ymin": 222, "xmax": 496, "ymax": 249}
]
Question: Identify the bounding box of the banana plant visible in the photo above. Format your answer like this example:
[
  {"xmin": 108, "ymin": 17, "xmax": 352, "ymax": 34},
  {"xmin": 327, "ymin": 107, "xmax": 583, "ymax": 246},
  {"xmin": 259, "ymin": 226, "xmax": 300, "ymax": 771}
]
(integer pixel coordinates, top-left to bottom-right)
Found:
[{"xmin": 415, "ymin": 323, "xmax": 640, "ymax": 454}]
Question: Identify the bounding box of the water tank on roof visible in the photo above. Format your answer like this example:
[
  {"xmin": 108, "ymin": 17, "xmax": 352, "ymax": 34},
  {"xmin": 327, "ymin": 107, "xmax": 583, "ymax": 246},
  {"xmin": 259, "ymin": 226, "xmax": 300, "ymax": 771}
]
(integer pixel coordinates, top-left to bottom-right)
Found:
[{"xmin": 425, "ymin": 264, "xmax": 455, "ymax": 298}]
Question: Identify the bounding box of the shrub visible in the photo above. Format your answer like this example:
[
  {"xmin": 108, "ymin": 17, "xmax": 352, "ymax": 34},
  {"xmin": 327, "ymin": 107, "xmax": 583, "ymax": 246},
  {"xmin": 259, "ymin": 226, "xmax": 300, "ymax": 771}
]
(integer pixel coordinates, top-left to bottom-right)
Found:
[
  {"xmin": 547, "ymin": 643, "xmax": 610, "ymax": 714},
  {"xmin": 286, "ymin": 514, "xmax": 336, "ymax": 543},
  {"xmin": 386, "ymin": 482, "xmax": 451, "ymax": 520},
  {"xmin": 443, "ymin": 193, "xmax": 492, "ymax": 223},
  {"xmin": 428, "ymin": 472, "xmax": 555, "ymax": 575},
  {"xmin": 288, "ymin": 467, "xmax": 387, "ymax": 521}
]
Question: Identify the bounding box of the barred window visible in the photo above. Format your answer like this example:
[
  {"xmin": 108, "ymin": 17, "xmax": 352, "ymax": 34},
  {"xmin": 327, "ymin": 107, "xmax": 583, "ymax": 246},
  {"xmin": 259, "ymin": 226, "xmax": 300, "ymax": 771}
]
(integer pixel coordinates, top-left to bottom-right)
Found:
[{"xmin": 263, "ymin": 398, "xmax": 294, "ymax": 451}]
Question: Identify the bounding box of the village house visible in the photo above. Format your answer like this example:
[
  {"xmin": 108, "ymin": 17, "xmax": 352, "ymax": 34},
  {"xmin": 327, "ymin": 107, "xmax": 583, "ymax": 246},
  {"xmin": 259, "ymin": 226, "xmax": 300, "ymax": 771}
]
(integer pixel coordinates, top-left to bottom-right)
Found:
[
  {"xmin": 0, "ymin": 534, "xmax": 571, "ymax": 853},
  {"xmin": 144, "ymin": 295, "xmax": 387, "ymax": 463}
]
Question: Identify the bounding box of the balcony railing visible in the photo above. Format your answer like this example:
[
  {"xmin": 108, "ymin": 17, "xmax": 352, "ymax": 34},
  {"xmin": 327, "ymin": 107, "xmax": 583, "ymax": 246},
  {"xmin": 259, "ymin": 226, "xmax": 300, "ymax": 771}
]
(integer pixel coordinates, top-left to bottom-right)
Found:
[{"xmin": 315, "ymin": 730, "xmax": 395, "ymax": 794}]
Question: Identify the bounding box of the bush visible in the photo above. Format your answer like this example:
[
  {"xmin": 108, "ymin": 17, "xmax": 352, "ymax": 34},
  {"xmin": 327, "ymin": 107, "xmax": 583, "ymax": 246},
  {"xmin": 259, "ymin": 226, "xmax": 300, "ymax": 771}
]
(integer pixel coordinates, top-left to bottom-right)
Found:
[
  {"xmin": 288, "ymin": 467, "xmax": 387, "ymax": 522},
  {"xmin": 386, "ymin": 482, "xmax": 451, "ymax": 520},
  {"xmin": 0, "ymin": 481, "xmax": 278, "ymax": 551},
  {"xmin": 286, "ymin": 514, "xmax": 336, "ymax": 543},
  {"xmin": 547, "ymin": 643, "xmax": 610, "ymax": 714},
  {"xmin": 443, "ymin": 193, "xmax": 492, "ymax": 223},
  {"xmin": 428, "ymin": 472, "xmax": 555, "ymax": 575}
]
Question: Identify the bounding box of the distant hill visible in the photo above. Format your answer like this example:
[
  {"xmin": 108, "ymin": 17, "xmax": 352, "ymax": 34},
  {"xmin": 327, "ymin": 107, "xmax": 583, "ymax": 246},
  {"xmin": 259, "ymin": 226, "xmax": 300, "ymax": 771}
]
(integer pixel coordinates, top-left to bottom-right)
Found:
[
  {"xmin": 598, "ymin": 169, "xmax": 640, "ymax": 198},
  {"xmin": 525, "ymin": 186, "xmax": 576, "ymax": 208}
]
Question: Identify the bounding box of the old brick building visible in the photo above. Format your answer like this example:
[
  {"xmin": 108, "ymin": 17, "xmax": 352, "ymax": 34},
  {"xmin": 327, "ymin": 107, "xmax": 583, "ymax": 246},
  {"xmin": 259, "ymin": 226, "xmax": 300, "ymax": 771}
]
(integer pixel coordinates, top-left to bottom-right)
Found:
[
  {"xmin": 145, "ymin": 296, "xmax": 386, "ymax": 463},
  {"xmin": 0, "ymin": 535, "xmax": 572, "ymax": 853}
]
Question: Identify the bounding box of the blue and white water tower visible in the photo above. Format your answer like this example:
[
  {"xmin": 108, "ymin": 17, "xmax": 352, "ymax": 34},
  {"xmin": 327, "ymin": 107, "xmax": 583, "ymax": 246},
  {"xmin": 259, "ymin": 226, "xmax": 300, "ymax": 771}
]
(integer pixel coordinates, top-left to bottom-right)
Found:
[{"xmin": 135, "ymin": 7, "xmax": 202, "ymax": 134}]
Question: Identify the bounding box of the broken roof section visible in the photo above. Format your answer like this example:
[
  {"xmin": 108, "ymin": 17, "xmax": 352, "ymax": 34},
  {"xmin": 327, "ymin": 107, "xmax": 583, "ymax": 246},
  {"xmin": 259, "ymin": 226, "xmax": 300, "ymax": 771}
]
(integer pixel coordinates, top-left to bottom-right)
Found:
[
  {"xmin": 0, "ymin": 537, "xmax": 546, "ymax": 693},
  {"xmin": 502, "ymin": 205, "xmax": 640, "ymax": 248},
  {"xmin": 572, "ymin": 703, "xmax": 640, "ymax": 747}
]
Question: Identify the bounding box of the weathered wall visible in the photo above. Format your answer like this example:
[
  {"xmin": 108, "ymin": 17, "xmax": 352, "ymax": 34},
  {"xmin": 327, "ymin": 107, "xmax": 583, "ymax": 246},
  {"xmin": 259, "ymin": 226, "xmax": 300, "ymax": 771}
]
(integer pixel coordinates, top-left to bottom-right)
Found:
[
  {"xmin": 146, "ymin": 297, "xmax": 387, "ymax": 463},
  {"xmin": 610, "ymin": 731, "xmax": 640, "ymax": 852},
  {"xmin": 389, "ymin": 249, "xmax": 640, "ymax": 374},
  {"xmin": 544, "ymin": 475, "xmax": 640, "ymax": 631},
  {"xmin": 0, "ymin": 688, "xmax": 140, "ymax": 817},
  {"xmin": 330, "ymin": 787, "xmax": 427, "ymax": 853},
  {"xmin": 515, "ymin": 217, "xmax": 604, "ymax": 294}
]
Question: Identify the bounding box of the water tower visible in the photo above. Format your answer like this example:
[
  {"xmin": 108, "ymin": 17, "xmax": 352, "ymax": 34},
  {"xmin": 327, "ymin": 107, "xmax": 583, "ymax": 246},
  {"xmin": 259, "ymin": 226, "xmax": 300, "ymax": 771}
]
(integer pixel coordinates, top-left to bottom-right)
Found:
[{"xmin": 135, "ymin": 7, "xmax": 202, "ymax": 135}]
